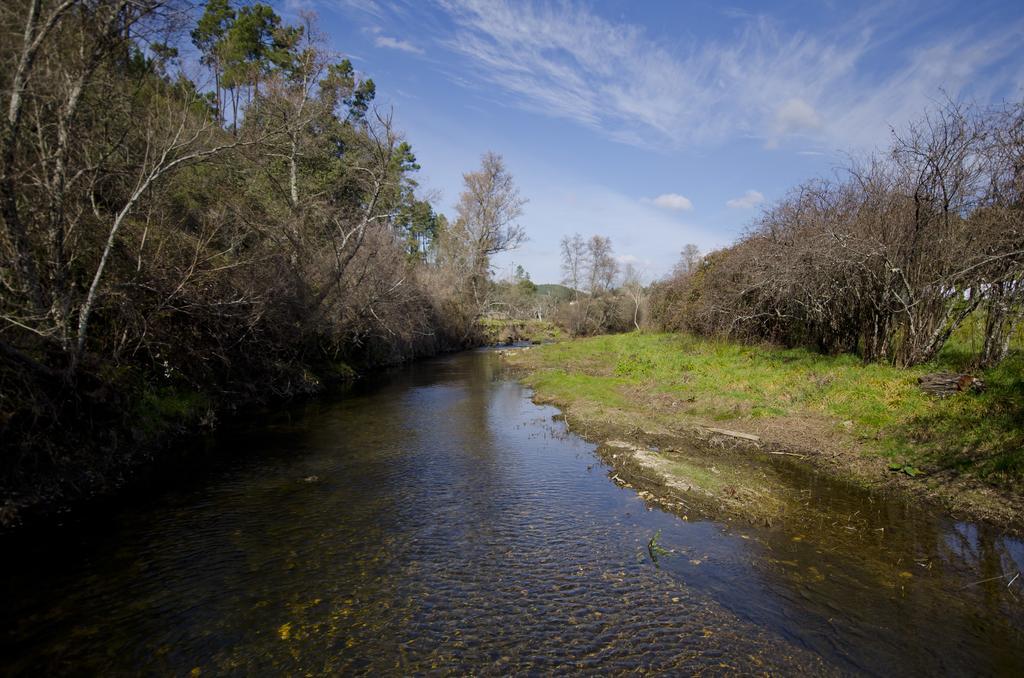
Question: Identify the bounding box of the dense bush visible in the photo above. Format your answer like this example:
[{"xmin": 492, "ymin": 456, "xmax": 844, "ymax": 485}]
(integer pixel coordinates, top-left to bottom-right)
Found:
[{"xmin": 652, "ymin": 100, "xmax": 1024, "ymax": 367}]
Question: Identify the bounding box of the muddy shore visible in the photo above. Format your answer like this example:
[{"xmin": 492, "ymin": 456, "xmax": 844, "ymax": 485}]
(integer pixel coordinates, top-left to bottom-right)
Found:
[{"xmin": 502, "ymin": 346, "xmax": 1024, "ymax": 535}]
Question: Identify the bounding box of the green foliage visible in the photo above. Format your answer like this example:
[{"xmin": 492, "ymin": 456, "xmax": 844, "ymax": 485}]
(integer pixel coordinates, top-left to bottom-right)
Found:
[
  {"xmin": 888, "ymin": 462, "xmax": 923, "ymax": 477},
  {"xmin": 535, "ymin": 284, "xmax": 575, "ymax": 301},
  {"xmin": 647, "ymin": 530, "xmax": 671, "ymax": 565},
  {"xmin": 319, "ymin": 58, "xmax": 376, "ymax": 122},
  {"xmin": 191, "ymin": 0, "xmax": 235, "ymax": 62},
  {"xmin": 395, "ymin": 198, "xmax": 440, "ymax": 260},
  {"xmin": 516, "ymin": 278, "xmax": 537, "ymax": 295},
  {"xmin": 318, "ymin": 360, "xmax": 356, "ymax": 382},
  {"xmin": 135, "ymin": 387, "xmax": 211, "ymax": 438},
  {"xmin": 220, "ymin": 3, "xmax": 300, "ymax": 88}
]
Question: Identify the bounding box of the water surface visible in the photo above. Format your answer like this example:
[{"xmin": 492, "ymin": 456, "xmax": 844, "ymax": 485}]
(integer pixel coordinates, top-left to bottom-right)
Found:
[{"xmin": 2, "ymin": 350, "xmax": 1022, "ymax": 674}]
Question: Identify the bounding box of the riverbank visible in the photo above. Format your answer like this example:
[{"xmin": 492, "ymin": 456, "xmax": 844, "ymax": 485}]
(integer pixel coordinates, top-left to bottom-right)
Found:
[
  {"xmin": 0, "ymin": 339, "xmax": 466, "ymax": 531},
  {"xmin": 0, "ymin": 314, "xmax": 563, "ymax": 532},
  {"xmin": 502, "ymin": 333, "xmax": 1024, "ymax": 531},
  {"xmin": 0, "ymin": 358, "xmax": 352, "ymax": 531}
]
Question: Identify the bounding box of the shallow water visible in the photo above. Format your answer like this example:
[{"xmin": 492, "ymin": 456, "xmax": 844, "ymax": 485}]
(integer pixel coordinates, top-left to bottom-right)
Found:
[{"xmin": 1, "ymin": 350, "xmax": 1022, "ymax": 675}]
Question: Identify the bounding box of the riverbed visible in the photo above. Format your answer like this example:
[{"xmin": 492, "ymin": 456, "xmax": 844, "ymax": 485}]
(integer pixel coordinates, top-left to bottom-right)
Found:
[{"xmin": 1, "ymin": 349, "xmax": 1022, "ymax": 674}]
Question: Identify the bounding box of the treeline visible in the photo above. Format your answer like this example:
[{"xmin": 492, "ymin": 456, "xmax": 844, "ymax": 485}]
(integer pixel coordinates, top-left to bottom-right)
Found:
[
  {"xmin": 0, "ymin": 0, "xmax": 523, "ymax": 516},
  {"xmin": 555, "ymin": 233, "xmax": 647, "ymax": 336},
  {"xmin": 652, "ymin": 100, "xmax": 1024, "ymax": 367},
  {"xmin": 468, "ymin": 234, "xmax": 649, "ymax": 340}
]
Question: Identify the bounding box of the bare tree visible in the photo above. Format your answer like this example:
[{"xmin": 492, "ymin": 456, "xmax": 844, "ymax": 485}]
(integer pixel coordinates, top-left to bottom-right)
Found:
[
  {"xmin": 674, "ymin": 243, "xmax": 701, "ymax": 277},
  {"xmin": 0, "ymin": 0, "xmax": 217, "ymax": 369},
  {"xmin": 451, "ymin": 151, "xmax": 526, "ymax": 312},
  {"xmin": 3, "ymin": 0, "xmax": 547, "ymax": 516},
  {"xmin": 586, "ymin": 235, "xmax": 618, "ymax": 295},
  {"xmin": 1, "ymin": 0, "xmax": 81, "ymax": 314},
  {"xmin": 621, "ymin": 263, "xmax": 646, "ymax": 331},
  {"xmin": 649, "ymin": 99, "xmax": 1024, "ymax": 367},
  {"xmin": 74, "ymin": 96, "xmax": 243, "ymax": 366},
  {"xmin": 976, "ymin": 101, "xmax": 1024, "ymax": 366},
  {"xmin": 560, "ymin": 233, "xmax": 585, "ymax": 301}
]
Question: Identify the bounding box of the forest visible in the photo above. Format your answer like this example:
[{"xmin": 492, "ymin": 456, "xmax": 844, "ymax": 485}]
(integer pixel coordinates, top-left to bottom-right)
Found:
[{"xmin": 0, "ymin": 0, "xmax": 533, "ymax": 520}]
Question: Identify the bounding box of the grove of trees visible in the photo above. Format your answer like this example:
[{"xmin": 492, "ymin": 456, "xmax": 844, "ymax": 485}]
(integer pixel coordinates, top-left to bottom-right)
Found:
[
  {"xmin": 0, "ymin": 0, "xmax": 524, "ymax": 513},
  {"xmin": 556, "ymin": 232, "xmax": 647, "ymax": 336}
]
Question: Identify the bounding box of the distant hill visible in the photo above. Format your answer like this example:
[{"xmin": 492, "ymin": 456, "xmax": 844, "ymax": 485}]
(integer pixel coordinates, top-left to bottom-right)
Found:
[{"xmin": 535, "ymin": 284, "xmax": 577, "ymax": 301}]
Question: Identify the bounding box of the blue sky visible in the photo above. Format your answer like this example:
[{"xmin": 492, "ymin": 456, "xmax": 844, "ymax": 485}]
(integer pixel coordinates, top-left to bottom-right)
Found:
[{"xmin": 280, "ymin": 0, "xmax": 1024, "ymax": 283}]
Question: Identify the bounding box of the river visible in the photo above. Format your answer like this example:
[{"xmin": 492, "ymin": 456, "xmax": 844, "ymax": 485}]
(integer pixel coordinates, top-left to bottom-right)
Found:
[{"xmin": 2, "ymin": 349, "xmax": 1022, "ymax": 675}]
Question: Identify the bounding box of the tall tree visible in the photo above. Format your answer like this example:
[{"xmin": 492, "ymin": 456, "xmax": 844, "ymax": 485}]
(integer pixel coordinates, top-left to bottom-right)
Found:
[
  {"xmin": 621, "ymin": 263, "xmax": 646, "ymax": 331},
  {"xmin": 674, "ymin": 243, "xmax": 701, "ymax": 277},
  {"xmin": 560, "ymin": 232, "xmax": 585, "ymax": 301},
  {"xmin": 220, "ymin": 3, "xmax": 301, "ymax": 130},
  {"xmin": 190, "ymin": 0, "xmax": 235, "ymax": 122},
  {"xmin": 452, "ymin": 152, "xmax": 526, "ymax": 309},
  {"xmin": 586, "ymin": 235, "xmax": 618, "ymax": 295}
]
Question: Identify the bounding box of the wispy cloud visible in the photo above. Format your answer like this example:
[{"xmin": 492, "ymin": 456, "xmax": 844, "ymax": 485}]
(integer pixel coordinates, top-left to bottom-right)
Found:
[
  {"xmin": 726, "ymin": 190, "xmax": 765, "ymax": 209},
  {"xmin": 333, "ymin": 0, "xmax": 387, "ymax": 20},
  {"xmin": 374, "ymin": 35, "xmax": 425, "ymax": 54},
  {"xmin": 644, "ymin": 193, "xmax": 694, "ymax": 211},
  {"xmin": 431, "ymin": 0, "xmax": 1024, "ymax": 151}
]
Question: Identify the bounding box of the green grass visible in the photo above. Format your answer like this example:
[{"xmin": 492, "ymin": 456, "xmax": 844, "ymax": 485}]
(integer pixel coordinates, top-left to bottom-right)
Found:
[
  {"xmin": 939, "ymin": 309, "xmax": 1024, "ymax": 370},
  {"xmin": 529, "ymin": 370, "xmax": 629, "ymax": 409},
  {"xmin": 134, "ymin": 385, "xmax": 212, "ymax": 437},
  {"xmin": 516, "ymin": 332, "xmax": 1024, "ymax": 487}
]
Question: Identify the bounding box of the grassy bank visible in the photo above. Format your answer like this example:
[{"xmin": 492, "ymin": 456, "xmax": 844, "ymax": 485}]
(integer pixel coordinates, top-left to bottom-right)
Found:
[{"xmin": 505, "ymin": 332, "xmax": 1023, "ymax": 525}]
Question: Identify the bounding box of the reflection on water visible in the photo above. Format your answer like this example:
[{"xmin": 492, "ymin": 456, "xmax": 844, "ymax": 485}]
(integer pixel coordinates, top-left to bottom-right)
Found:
[{"xmin": 1, "ymin": 350, "xmax": 1021, "ymax": 675}]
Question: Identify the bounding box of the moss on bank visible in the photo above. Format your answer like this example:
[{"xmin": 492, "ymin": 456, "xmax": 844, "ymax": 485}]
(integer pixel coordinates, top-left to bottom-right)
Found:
[
  {"xmin": 0, "ymin": 356, "xmax": 361, "ymax": 530},
  {"xmin": 504, "ymin": 333, "xmax": 1023, "ymax": 528}
]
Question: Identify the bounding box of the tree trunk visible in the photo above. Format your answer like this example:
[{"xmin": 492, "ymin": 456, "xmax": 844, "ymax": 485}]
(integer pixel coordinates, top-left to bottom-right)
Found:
[{"xmin": 979, "ymin": 283, "xmax": 1020, "ymax": 367}]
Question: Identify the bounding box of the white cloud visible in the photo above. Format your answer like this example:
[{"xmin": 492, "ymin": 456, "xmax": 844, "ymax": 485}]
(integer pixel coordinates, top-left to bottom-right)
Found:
[
  {"xmin": 428, "ymin": 0, "xmax": 1024, "ymax": 151},
  {"xmin": 726, "ymin": 190, "xmax": 765, "ymax": 209},
  {"xmin": 772, "ymin": 98, "xmax": 821, "ymax": 142},
  {"xmin": 645, "ymin": 193, "xmax": 694, "ymax": 211},
  {"xmin": 488, "ymin": 179, "xmax": 721, "ymax": 283},
  {"xmin": 374, "ymin": 35, "xmax": 425, "ymax": 54}
]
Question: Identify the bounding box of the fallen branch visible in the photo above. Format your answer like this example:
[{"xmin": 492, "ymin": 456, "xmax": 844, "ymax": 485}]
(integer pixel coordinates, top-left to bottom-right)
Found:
[
  {"xmin": 704, "ymin": 427, "xmax": 761, "ymax": 443},
  {"xmin": 918, "ymin": 373, "xmax": 984, "ymax": 397},
  {"xmin": 960, "ymin": 572, "xmax": 1016, "ymax": 589},
  {"xmin": 763, "ymin": 449, "xmax": 808, "ymax": 459}
]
